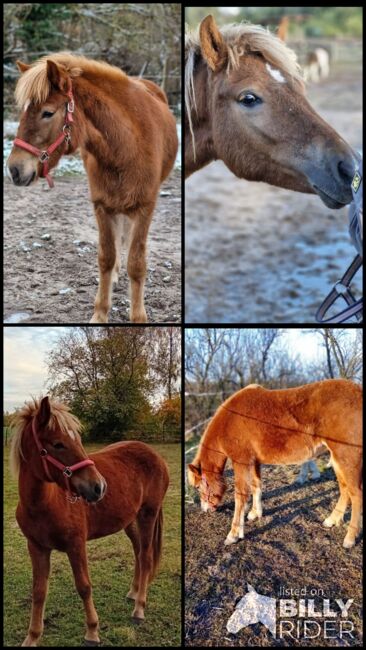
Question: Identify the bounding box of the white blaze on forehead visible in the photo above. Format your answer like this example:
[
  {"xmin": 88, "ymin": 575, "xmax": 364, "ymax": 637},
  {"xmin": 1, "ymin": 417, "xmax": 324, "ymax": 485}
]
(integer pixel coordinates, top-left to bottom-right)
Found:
[
  {"xmin": 24, "ymin": 99, "xmax": 30, "ymax": 111},
  {"xmin": 266, "ymin": 63, "xmax": 286, "ymax": 83},
  {"xmin": 67, "ymin": 429, "xmax": 76, "ymax": 441}
]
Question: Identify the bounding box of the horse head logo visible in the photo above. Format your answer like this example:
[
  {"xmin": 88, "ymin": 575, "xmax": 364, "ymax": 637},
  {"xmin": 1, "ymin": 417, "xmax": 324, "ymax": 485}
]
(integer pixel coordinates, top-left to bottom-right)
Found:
[{"xmin": 227, "ymin": 584, "xmax": 276, "ymax": 637}]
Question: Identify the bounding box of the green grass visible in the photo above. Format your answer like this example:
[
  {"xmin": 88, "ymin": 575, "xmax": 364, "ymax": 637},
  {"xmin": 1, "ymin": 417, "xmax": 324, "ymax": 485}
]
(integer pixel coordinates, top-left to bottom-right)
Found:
[{"xmin": 4, "ymin": 443, "xmax": 181, "ymax": 647}]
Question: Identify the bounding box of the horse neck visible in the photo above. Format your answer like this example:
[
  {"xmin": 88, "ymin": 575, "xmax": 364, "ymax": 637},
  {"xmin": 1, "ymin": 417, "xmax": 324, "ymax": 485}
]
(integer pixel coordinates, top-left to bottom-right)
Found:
[
  {"xmin": 185, "ymin": 59, "xmax": 215, "ymax": 177},
  {"xmin": 72, "ymin": 75, "xmax": 135, "ymax": 163},
  {"xmin": 18, "ymin": 456, "xmax": 56, "ymax": 510},
  {"xmin": 197, "ymin": 420, "xmax": 227, "ymax": 475}
]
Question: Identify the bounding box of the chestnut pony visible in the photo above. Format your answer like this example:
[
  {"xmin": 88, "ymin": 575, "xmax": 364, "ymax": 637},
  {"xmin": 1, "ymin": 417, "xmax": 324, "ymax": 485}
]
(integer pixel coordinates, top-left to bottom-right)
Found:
[
  {"xmin": 10, "ymin": 396, "xmax": 169, "ymax": 646},
  {"xmin": 188, "ymin": 379, "xmax": 362, "ymax": 549},
  {"xmin": 7, "ymin": 53, "xmax": 178, "ymax": 323},
  {"xmin": 185, "ymin": 15, "xmax": 356, "ymax": 205}
]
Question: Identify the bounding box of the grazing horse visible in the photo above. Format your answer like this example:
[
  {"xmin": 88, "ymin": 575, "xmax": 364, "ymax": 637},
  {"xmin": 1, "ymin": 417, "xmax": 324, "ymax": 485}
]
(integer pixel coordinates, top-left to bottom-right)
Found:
[
  {"xmin": 185, "ymin": 15, "xmax": 356, "ymax": 207},
  {"xmin": 188, "ymin": 379, "xmax": 362, "ymax": 549},
  {"xmin": 10, "ymin": 396, "xmax": 169, "ymax": 646},
  {"xmin": 7, "ymin": 53, "xmax": 178, "ymax": 323}
]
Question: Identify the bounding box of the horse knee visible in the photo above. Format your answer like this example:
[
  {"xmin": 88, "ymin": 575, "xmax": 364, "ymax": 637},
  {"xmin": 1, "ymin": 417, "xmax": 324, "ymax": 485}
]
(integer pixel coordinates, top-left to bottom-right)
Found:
[
  {"xmin": 77, "ymin": 582, "xmax": 92, "ymax": 601},
  {"xmin": 98, "ymin": 247, "xmax": 115, "ymax": 274},
  {"xmin": 128, "ymin": 242, "xmax": 146, "ymax": 281}
]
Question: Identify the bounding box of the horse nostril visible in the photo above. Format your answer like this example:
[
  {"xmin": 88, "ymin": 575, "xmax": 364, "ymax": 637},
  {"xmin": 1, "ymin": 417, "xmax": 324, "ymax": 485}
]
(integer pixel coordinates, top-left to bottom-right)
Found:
[
  {"xmin": 94, "ymin": 483, "xmax": 102, "ymax": 496},
  {"xmin": 10, "ymin": 166, "xmax": 20, "ymax": 182}
]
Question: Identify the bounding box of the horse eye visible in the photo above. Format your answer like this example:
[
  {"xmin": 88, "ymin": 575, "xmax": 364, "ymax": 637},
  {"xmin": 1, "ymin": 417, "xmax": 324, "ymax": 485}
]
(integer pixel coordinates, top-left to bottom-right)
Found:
[
  {"xmin": 42, "ymin": 111, "xmax": 54, "ymax": 118},
  {"xmin": 238, "ymin": 93, "xmax": 262, "ymax": 106},
  {"xmin": 53, "ymin": 442, "xmax": 65, "ymax": 450}
]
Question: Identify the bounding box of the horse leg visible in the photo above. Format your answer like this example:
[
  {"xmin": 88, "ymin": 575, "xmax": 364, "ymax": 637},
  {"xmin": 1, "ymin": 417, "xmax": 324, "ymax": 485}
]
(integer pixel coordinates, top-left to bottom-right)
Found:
[
  {"xmin": 90, "ymin": 205, "xmax": 120, "ymax": 323},
  {"xmin": 125, "ymin": 521, "xmax": 140, "ymax": 601},
  {"xmin": 21, "ymin": 540, "xmax": 51, "ymax": 647},
  {"xmin": 67, "ymin": 545, "xmax": 100, "ymax": 645},
  {"xmin": 126, "ymin": 205, "xmax": 155, "ymax": 323},
  {"xmin": 295, "ymin": 461, "xmax": 309, "ymax": 485},
  {"xmin": 247, "ymin": 474, "xmax": 262, "ymax": 521},
  {"xmin": 323, "ymin": 456, "xmax": 350, "ymax": 530},
  {"xmin": 132, "ymin": 506, "xmax": 158, "ymax": 622},
  {"xmin": 225, "ymin": 464, "xmax": 250, "ymax": 545},
  {"xmin": 343, "ymin": 483, "xmax": 362, "ymax": 549}
]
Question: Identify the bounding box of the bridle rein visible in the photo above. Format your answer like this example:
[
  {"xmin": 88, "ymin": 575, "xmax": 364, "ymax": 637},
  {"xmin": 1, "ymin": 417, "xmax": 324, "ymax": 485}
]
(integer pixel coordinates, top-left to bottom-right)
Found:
[
  {"xmin": 31, "ymin": 418, "xmax": 95, "ymax": 503},
  {"xmin": 13, "ymin": 82, "xmax": 75, "ymax": 188}
]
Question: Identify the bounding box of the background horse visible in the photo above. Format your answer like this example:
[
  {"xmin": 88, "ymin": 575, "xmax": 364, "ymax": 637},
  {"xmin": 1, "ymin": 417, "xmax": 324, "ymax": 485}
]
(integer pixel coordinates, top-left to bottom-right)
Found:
[
  {"xmin": 7, "ymin": 53, "xmax": 178, "ymax": 323},
  {"xmin": 10, "ymin": 396, "xmax": 169, "ymax": 646},
  {"xmin": 303, "ymin": 48, "xmax": 330, "ymax": 83},
  {"xmin": 188, "ymin": 379, "xmax": 362, "ymax": 549}
]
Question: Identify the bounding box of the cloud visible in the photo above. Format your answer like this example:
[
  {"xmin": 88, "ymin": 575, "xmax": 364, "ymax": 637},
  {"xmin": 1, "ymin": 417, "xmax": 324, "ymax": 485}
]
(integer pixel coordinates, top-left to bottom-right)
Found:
[{"xmin": 4, "ymin": 327, "xmax": 69, "ymax": 411}]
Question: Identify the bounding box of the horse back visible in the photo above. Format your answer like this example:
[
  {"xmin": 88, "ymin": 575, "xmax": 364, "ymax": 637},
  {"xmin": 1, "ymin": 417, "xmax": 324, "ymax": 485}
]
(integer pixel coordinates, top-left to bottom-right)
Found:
[{"xmin": 135, "ymin": 78, "xmax": 169, "ymax": 105}]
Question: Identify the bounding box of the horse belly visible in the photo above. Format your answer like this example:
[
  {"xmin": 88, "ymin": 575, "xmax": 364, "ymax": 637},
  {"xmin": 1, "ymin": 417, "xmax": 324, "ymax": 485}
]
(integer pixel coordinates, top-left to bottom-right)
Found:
[{"xmin": 257, "ymin": 434, "xmax": 321, "ymax": 465}]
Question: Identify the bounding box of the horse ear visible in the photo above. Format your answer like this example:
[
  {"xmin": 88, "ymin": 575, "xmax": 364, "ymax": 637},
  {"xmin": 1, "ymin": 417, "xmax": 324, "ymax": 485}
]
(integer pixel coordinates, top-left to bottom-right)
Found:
[
  {"xmin": 37, "ymin": 396, "xmax": 51, "ymax": 428},
  {"xmin": 188, "ymin": 463, "xmax": 201, "ymax": 477},
  {"xmin": 188, "ymin": 463, "xmax": 202, "ymax": 486},
  {"xmin": 16, "ymin": 60, "xmax": 31, "ymax": 73},
  {"xmin": 46, "ymin": 60, "xmax": 69, "ymax": 93},
  {"xmin": 199, "ymin": 15, "xmax": 228, "ymax": 72}
]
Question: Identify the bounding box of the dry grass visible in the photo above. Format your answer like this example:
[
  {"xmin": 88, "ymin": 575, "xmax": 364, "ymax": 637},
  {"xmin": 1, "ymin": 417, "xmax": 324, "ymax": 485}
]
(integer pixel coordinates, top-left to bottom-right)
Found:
[{"xmin": 185, "ymin": 461, "xmax": 362, "ymax": 646}]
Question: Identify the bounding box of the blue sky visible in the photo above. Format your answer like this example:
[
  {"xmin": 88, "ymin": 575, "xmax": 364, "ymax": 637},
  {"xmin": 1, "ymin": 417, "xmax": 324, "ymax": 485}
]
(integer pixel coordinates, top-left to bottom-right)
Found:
[{"xmin": 4, "ymin": 327, "xmax": 68, "ymax": 411}]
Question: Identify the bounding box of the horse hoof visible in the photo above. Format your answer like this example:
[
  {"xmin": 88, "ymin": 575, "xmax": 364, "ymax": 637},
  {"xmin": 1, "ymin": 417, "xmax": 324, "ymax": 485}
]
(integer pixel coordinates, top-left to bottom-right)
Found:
[
  {"xmin": 343, "ymin": 537, "xmax": 355, "ymax": 549},
  {"xmin": 323, "ymin": 518, "xmax": 334, "ymax": 528},
  {"xmin": 247, "ymin": 510, "xmax": 257, "ymax": 521},
  {"xmin": 132, "ymin": 616, "xmax": 144, "ymax": 625},
  {"xmin": 126, "ymin": 593, "xmax": 136, "ymax": 601},
  {"xmin": 84, "ymin": 640, "xmax": 101, "ymax": 646},
  {"xmin": 224, "ymin": 535, "xmax": 239, "ymax": 545}
]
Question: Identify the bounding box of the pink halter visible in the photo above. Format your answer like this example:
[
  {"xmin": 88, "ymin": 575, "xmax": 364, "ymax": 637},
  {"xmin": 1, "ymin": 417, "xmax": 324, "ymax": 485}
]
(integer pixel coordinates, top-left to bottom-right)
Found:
[
  {"xmin": 31, "ymin": 418, "xmax": 95, "ymax": 502},
  {"xmin": 13, "ymin": 81, "xmax": 74, "ymax": 188}
]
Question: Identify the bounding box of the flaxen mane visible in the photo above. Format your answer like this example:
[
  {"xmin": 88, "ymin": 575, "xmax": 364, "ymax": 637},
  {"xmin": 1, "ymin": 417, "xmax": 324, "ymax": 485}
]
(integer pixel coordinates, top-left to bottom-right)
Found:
[
  {"xmin": 15, "ymin": 52, "xmax": 127, "ymax": 109},
  {"xmin": 185, "ymin": 22, "xmax": 303, "ymax": 157},
  {"xmin": 10, "ymin": 396, "xmax": 82, "ymax": 476}
]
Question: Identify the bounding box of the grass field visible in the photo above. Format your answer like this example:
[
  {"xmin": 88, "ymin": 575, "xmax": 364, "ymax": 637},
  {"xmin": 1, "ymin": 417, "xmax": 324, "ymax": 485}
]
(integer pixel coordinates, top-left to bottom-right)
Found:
[{"xmin": 4, "ymin": 442, "xmax": 181, "ymax": 647}]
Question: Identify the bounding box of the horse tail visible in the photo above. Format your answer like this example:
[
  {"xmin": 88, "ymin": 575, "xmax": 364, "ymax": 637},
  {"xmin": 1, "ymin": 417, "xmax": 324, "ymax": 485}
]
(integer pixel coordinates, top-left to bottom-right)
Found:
[{"xmin": 151, "ymin": 507, "xmax": 164, "ymax": 579}]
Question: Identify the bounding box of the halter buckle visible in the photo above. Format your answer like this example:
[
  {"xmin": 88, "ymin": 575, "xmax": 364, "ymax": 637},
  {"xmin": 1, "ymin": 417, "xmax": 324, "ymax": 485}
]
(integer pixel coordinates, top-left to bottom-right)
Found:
[
  {"xmin": 39, "ymin": 151, "xmax": 49, "ymax": 163},
  {"xmin": 67, "ymin": 99, "xmax": 75, "ymax": 113},
  {"xmin": 40, "ymin": 448, "xmax": 48, "ymax": 457},
  {"xmin": 63, "ymin": 124, "xmax": 72, "ymax": 144},
  {"xmin": 63, "ymin": 467, "xmax": 73, "ymax": 478},
  {"xmin": 66, "ymin": 493, "xmax": 79, "ymax": 503}
]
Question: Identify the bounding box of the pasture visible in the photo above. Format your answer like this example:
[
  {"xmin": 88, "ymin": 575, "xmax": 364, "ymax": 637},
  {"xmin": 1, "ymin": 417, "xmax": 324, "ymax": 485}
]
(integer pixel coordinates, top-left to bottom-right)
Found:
[
  {"xmin": 4, "ymin": 442, "xmax": 181, "ymax": 647},
  {"xmin": 185, "ymin": 461, "xmax": 363, "ymax": 646},
  {"xmin": 4, "ymin": 168, "xmax": 181, "ymax": 324}
]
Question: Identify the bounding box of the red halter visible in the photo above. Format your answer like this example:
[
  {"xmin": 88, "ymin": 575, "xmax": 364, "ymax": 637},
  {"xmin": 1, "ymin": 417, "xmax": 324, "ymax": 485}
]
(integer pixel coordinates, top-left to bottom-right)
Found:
[
  {"xmin": 31, "ymin": 418, "xmax": 95, "ymax": 502},
  {"xmin": 13, "ymin": 83, "xmax": 75, "ymax": 188}
]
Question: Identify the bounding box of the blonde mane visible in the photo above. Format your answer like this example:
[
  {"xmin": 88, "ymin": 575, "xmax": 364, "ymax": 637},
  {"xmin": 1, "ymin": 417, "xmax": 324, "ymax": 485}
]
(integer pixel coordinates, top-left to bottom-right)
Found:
[
  {"xmin": 10, "ymin": 396, "xmax": 82, "ymax": 477},
  {"xmin": 15, "ymin": 52, "xmax": 127, "ymax": 109},
  {"xmin": 185, "ymin": 21, "xmax": 303, "ymax": 158}
]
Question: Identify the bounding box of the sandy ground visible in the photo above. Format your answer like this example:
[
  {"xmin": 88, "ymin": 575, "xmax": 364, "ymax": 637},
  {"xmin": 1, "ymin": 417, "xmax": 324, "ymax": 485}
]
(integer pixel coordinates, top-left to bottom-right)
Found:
[
  {"xmin": 185, "ymin": 461, "xmax": 363, "ymax": 646},
  {"xmin": 185, "ymin": 65, "xmax": 362, "ymax": 323},
  {"xmin": 4, "ymin": 170, "xmax": 181, "ymax": 324}
]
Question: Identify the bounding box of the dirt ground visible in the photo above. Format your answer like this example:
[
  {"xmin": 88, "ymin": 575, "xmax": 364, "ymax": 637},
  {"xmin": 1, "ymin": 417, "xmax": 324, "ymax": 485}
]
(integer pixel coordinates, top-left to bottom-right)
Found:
[
  {"xmin": 185, "ymin": 462, "xmax": 363, "ymax": 646},
  {"xmin": 4, "ymin": 170, "xmax": 181, "ymax": 324},
  {"xmin": 185, "ymin": 65, "xmax": 362, "ymax": 323}
]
